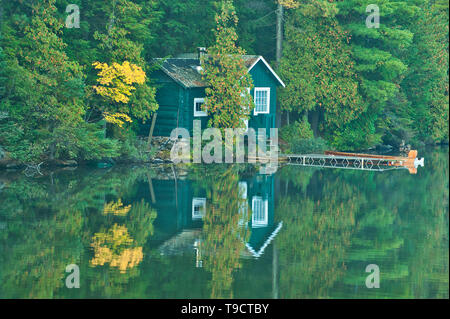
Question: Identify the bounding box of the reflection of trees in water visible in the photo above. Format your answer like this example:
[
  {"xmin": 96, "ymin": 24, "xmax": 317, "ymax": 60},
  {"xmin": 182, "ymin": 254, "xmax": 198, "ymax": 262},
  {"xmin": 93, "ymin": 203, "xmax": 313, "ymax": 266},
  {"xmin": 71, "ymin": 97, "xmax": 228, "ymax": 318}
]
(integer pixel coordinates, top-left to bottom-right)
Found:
[
  {"xmin": 190, "ymin": 165, "xmax": 250, "ymax": 298},
  {"xmin": 276, "ymin": 148, "xmax": 449, "ymax": 298},
  {"xmin": 103, "ymin": 199, "xmax": 131, "ymax": 216},
  {"xmin": 275, "ymin": 172, "xmax": 359, "ymax": 298},
  {"xmin": 278, "ymin": 165, "xmax": 318, "ymax": 195},
  {"xmin": 85, "ymin": 197, "xmax": 156, "ymax": 296},
  {"xmin": 0, "ymin": 208, "xmax": 83, "ymax": 298},
  {"xmin": 91, "ymin": 223, "xmax": 143, "ymax": 273},
  {"xmin": 0, "ymin": 149, "xmax": 447, "ymax": 299},
  {"xmin": 89, "ymin": 198, "xmax": 156, "ymax": 276},
  {"xmin": 338, "ymin": 149, "xmax": 448, "ymax": 298},
  {"xmin": 0, "ymin": 167, "xmax": 157, "ymax": 298}
]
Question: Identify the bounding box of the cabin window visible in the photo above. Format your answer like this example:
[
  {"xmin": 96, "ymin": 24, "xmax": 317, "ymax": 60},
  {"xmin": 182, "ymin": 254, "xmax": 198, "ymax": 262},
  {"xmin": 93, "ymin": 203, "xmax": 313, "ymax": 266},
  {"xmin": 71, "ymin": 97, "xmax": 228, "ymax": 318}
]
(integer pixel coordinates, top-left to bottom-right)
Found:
[
  {"xmin": 194, "ymin": 98, "xmax": 207, "ymax": 117},
  {"xmin": 251, "ymin": 196, "xmax": 268, "ymax": 227},
  {"xmin": 192, "ymin": 198, "xmax": 206, "ymax": 220},
  {"xmin": 254, "ymin": 88, "xmax": 270, "ymax": 115}
]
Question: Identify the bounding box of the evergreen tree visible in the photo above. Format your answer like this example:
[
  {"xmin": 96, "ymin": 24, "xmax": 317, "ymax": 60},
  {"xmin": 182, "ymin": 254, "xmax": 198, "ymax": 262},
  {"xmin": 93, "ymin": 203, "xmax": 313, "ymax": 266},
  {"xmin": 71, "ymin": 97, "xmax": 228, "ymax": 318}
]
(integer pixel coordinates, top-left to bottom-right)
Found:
[
  {"xmin": 151, "ymin": 0, "xmax": 216, "ymax": 57},
  {"xmin": 0, "ymin": 0, "xmax": 119, "ymax": 163},
  {"xmin": 279, "ymin": 1, "xmax": 365, "ymax": 148},
  {"xmin": 203, "ymin": 0, "xmax": 254, "ymax": 130},
  {"xmin": 402, "ymin": 0, "xmax": 449, "ymax": 144},
  {"xmin": 0, "ymin": 44, "xmax": 6, "ymax": 99},
  {"xmin": 234, "ymin": 0, "xmax": 278, "ymax": 61},
  {"xmin": 0, "ymin": 0, "xmax": 85, "ymax": 162},
  {"xmin": 335, "ymin": 0, "xmax": 418, "ymax": 148}
]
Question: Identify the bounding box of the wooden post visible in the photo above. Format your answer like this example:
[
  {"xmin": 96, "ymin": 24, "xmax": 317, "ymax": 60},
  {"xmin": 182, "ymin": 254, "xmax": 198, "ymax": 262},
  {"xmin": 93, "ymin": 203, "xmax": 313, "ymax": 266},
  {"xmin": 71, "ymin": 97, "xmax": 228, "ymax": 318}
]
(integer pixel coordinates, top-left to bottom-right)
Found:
[
  {"xmin": 147, "ymin": 113, "xmax": 158, "ymax": 150},
  {"xmin": 146, "ymin": 172, "xmax": 156, "ymax": 204}
]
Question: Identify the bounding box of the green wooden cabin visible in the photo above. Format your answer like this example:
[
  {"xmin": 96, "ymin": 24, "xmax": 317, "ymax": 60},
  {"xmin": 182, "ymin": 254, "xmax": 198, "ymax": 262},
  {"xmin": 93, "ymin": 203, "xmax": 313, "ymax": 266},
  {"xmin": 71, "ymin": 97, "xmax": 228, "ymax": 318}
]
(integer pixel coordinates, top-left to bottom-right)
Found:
[{"xmin": 150, "ymin": 52, "xmax": 285, "ymax": 136}]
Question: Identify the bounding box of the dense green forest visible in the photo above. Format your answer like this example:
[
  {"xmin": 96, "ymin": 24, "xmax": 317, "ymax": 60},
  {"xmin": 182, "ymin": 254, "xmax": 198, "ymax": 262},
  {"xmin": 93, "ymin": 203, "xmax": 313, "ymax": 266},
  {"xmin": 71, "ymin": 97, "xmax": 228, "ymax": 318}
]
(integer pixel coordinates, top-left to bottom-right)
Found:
[{"xmin": 0, "ymin": 0, "xmax": 448, "ymax": 165}]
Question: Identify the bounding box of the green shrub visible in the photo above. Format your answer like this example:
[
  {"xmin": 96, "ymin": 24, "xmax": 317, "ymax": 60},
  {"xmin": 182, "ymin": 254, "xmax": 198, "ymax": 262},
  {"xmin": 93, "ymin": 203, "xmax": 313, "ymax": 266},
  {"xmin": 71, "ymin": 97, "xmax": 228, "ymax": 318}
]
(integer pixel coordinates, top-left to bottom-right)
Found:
[
  {"xmin": 280, "ymin": 118, "xmax": 327, "ymax": 154},
  {"xmin": 290, "ymin": 137, "xmax": 328, "ymax": 154},
  {"xmin": 280, "ymin": 118, "xmax": 314, "ymax": 144},
  {"xmin": 69, "ymin": 122, "xmax": 121, "ymax": 161}
]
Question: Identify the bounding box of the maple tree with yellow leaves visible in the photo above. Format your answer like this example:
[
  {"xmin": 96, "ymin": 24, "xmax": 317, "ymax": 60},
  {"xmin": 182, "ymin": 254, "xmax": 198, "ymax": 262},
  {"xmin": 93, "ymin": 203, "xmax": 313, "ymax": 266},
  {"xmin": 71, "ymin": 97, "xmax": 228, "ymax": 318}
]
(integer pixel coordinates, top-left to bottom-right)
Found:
[
  {"xmin": 93, "ymin": 61, "xmax": 146, "ymax": 103},
  {"xmin": 93, "ymin": 61, "xmax": 146, "ymax": 127}
]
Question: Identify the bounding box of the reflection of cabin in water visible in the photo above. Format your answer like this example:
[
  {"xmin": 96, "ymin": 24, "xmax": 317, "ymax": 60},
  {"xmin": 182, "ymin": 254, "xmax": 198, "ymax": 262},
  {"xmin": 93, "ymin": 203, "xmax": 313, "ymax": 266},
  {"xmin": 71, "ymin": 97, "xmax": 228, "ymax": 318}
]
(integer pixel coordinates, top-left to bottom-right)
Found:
[{"xmin": 141, "ymin": 173, "xmax": 282, "ymax": 259}]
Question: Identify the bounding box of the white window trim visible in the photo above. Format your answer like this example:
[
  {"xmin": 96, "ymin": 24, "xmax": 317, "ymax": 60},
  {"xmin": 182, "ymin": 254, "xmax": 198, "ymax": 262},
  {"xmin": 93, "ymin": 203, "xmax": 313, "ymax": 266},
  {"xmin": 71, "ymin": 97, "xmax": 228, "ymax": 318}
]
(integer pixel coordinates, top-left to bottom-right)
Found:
[
  {"xmin": 253, "ymin": 88, "xmax": 270, "ymax": 115},
  {"xmin": 251, "ymin": 196, "xmax": 268, "ymax": 228},
  {"xmin": 192, "ymin": 197, "xmax": 206, "ymax": 220},
  {"xmin": 194, "ymin": 98, "xmax": 207, "ymax": 117}
]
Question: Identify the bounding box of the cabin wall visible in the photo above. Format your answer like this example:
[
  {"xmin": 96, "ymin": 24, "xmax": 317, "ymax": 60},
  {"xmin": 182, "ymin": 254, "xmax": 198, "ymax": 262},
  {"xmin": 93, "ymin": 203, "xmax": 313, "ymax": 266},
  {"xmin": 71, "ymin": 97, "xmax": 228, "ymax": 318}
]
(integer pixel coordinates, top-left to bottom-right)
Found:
[
  {"xmin": 248, "ymin": 60, "xmax": 278, "ymax": 134},
  {"xmin": 151, "ymin": 71, "xmax": 183, "ymax": 137}
]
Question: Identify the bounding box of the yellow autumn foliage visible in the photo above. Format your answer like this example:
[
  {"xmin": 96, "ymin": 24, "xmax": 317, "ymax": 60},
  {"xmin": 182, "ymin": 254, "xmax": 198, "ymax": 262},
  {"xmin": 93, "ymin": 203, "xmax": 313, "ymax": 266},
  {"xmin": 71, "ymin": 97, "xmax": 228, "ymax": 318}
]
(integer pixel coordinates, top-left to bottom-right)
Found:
[
  {"xmin": 278, "ymin": 0, "xmax": 300, "ymax": 9},
  {"xmin": 93, "ymin": 61, "xmax": 146, "ymax": 104},
  {"xmin": 103, "ymin": 199, "xmax": 132, "ymax": 216},
  {"xmin": 103, "ymin": 112, "xmax": 133, "ymax": 127},
  {"xmin": 90, "ymin": 224, "xmax": 143, "ymax": 273}
]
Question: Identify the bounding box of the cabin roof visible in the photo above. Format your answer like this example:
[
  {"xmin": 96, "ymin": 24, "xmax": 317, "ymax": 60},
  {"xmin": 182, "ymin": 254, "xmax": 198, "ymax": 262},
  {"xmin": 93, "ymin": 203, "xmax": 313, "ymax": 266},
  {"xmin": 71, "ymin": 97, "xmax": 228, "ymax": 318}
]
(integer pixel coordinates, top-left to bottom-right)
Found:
[
  {"xmin": 154, "ymin": 55, "xmax": 285, "ymax": 89},
  {"xmin": 245, "ymin": 222, "xmax": 283, "ymax": 258}
]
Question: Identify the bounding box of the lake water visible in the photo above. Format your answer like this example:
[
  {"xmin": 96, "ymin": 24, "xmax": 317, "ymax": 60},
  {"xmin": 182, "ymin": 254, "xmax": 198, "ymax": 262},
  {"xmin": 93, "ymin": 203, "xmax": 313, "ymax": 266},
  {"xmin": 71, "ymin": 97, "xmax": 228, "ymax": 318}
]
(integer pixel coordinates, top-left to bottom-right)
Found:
[{"xmin": 0, "ymin": 147, "xmax": 448, "ymax": 299}]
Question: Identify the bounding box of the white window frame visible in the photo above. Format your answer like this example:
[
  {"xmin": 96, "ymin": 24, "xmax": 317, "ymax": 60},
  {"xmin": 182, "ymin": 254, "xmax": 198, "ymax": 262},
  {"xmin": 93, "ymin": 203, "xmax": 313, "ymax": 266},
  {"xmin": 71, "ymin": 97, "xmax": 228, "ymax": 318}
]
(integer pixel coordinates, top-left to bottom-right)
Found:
[
  {"xmin": 192, "ymin": 197, "xmax": 206, "ymax": 220},
  {"xmin": 251, "ymin": 196, "xmax": 268, "ymax": 228},
  {"xmin": 253, "ymin": 88, "xmax": 270, "ymax": 115},
  {"xmin": 194, "ymin": 98, "xmax": 207, "ymax": 117}
]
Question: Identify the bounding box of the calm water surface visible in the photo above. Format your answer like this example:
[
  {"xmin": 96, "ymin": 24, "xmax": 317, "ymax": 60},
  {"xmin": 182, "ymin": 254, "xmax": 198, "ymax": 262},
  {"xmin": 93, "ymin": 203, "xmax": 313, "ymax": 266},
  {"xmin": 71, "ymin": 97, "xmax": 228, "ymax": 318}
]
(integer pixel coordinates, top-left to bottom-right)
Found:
[{"xmin": 0, "ymin": 148, "xmax": 448, "ymax": 298}]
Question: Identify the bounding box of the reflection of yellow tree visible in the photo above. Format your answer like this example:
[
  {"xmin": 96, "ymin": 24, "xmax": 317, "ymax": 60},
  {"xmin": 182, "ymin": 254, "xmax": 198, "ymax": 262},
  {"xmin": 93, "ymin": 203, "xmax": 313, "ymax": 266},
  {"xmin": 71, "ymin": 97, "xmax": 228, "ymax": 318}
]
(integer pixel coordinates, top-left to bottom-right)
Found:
[
  {"xmin": 88, "ymin": 198, "xmax": 157, "ymax": 296},
  {"xmin": 0, "ymin": 166, "xmax": 159, "ymax": 298},
  {"xmin": 195, "ymin": 166, "xmax": 250, "ymax": 298},
  {"xmin": 103, "ymin": 199, "xmax": 131, "ymax": 216},
  {"xmin": 90, "ymin": 224, "xmax": 143, "ymax": 273}
]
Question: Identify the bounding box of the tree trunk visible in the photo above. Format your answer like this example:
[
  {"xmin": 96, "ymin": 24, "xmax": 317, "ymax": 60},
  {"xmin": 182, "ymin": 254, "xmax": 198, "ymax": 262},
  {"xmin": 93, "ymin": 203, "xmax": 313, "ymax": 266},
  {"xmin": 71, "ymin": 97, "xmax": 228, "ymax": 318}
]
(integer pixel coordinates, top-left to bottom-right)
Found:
[
  {"xmin": 275, "ymin": 3, "xmax": 284, "ymax": 129},
  {"xmin": 310, "ymin": 109, "xmax": 320, "ymax": 138},
  {"xmin": 103, "ymin": 120, "xmax": 107, "ymax": 138},
  {"xmin": 49, "ymin": 143, "xmax": 55, "ymax": 161},
  {"xmin": 275, "ymin": 4, "xmax": 284, "ymax": 66}
]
